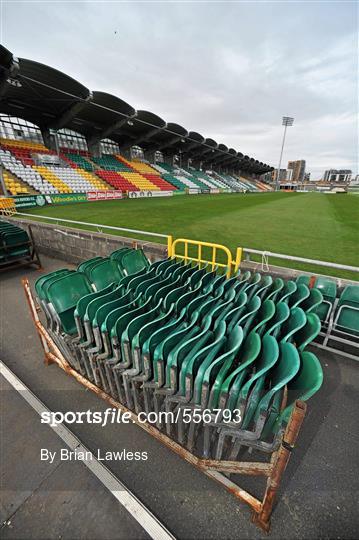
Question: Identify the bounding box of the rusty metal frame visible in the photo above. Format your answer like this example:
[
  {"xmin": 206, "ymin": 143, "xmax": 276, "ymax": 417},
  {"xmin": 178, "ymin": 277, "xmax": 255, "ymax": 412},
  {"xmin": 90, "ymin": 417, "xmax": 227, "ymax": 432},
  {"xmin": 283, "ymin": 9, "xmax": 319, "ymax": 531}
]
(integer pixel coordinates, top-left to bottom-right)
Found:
[{"xmin": 22, "ymin": 277, "xmax": 306, "ymax": 532}]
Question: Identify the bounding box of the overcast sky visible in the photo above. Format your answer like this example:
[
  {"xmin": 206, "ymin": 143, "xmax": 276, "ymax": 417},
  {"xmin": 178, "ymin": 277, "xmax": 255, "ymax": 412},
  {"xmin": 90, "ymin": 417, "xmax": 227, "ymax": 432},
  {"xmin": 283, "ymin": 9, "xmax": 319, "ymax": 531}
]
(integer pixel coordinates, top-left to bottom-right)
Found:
[{"xmin": 1, "ymin": 0, "xmax": 358, "ymax": 177}]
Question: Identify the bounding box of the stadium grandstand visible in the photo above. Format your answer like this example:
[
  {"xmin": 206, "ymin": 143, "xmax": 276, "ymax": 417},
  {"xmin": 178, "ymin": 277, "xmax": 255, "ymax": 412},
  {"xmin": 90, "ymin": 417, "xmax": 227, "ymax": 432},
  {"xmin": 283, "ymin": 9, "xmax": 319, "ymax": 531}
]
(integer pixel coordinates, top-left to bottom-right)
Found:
[{"xmin": 0, "ymin": 44, "xmax": 273, "ymax": 197}]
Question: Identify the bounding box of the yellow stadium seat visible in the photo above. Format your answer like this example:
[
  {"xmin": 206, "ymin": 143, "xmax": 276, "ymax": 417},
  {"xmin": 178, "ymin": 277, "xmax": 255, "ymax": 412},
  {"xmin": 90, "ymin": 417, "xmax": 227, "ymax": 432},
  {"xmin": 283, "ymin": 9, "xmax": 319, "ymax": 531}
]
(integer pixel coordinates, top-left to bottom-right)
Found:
[{"xmin": 33, "ymin": 166, "xmax": 72, "ymax": 193}]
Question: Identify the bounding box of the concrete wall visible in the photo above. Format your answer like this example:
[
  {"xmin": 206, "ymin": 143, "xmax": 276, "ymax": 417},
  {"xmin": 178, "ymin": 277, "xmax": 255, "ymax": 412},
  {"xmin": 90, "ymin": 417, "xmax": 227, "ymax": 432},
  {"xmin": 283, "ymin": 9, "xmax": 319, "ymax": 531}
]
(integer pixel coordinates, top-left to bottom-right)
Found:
[{"xmin": 11, "ymin": 218, "xmax": 167, "ymax": 265}]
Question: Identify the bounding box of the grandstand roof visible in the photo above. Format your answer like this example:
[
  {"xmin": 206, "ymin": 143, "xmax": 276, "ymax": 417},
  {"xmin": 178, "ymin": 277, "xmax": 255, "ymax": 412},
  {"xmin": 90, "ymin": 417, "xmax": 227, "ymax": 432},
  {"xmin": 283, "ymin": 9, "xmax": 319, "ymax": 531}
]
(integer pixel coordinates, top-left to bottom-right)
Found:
[
  {"xmin": 0, "ymin": 45, "xmax": 273, "ymax": 173},
  {"xmin": 72, "ymin": 91, "xmax": 136, "ymax": 139}
]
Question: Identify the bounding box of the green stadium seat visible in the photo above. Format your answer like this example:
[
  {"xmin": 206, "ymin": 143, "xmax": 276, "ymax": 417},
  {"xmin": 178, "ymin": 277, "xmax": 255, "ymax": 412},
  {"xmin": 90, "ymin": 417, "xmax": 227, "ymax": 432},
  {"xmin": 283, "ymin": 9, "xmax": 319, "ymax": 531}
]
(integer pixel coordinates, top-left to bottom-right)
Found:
[
  {"xmin": 215, "ymin": 342, "xmax": 300, "ymax": 459},
  {"xmin": 293, "ymin": 312, "xmax": 321, "ymax": 351},
  {"xmin": 279, "ymin": 307, "xmax": 307, "ymax": 343},
  {"xmin": 271, "ymin": 350, "xmax": 323, "ymax": 433},
  {"xmin": 88, "ymin": 259, "xmax": 123, "ymax": 290},
  {"xmin": 250, "ymin": 299, "xmax": 276, "ymax": 336},
  {"xmin": 101, "ymin": 299, "xmax": 142, "ymax": 395},
  {"xmin": 265, "ymin": 277, "xmax": 284, "ymax": 302},
  {"xmin": 242, "ymin": 272, "xmax": 261, "ymax": 300},
  {"xmin": 0, "ymin": 230, "xmax": 30, "ymax": 260},
  {"xmin": 264, "ymin": 301, "xmax": 290, "ymax": 338},
  {"xmin": 86, "ymin": 291, "xmax": 134, "ymax": 387},
  {"xmin": 47, "ymin": 272, "xmax": 93, "ymax": 335},
  {"xmin": 73, "ymin": 283, "xmax": 115, "ymax": 343},
  {"xmin": 333, "ymin": 285, "xmax": 359, "ymax": 336},
  {"xmin": 234, "ymin": 295, "xmax": 262, "ymax": 338},
  {"xmin": 287, "ymin": 283, "xmax": 310, "ymax": 308},
  {"xmin": 216, "ymin": 332, "xmax": 261, "ymax": 412},
  {"xmin": 35, "ymin": 269, "xmax": 71, "ymax": 301},
  {"xmin": 277, "ymin": 280, "xmax": 297, "ymax": 303},
  {"xmin": 199, "ymin": 325, "xmax": 244, "ymax": 410},
  {"xmin": 235, "ymin": 335, "xmax": 280, "ymax": 430},
  {"xmin": 119, "ymin": 248, "xmax": 150, "ymax": 276},
  {"xmin": 313, "ymin": 276, "xmax": 337, "ymax": 322},
  {"xmin": 33, "ymin": 253, "xmax": 326, "ymax": 464},
  {"xmin": 256, "ymin": 275, "xmax": 273, "ymax": 299},
  {"xmin": 315, "ymin": 276, "xmax": 337, "ymax": 297},
  {"xmin": 80, "ymin": 286, "xmax": 125, "ymax": 360},
  {"xmin": 35, "ymin": 269, "xmax": 75, "ymax": 331},
  {"xmin": 301, "ymin": 288, "xmax": 323, "ymax": 313},
  {"xmin": 296, "ymin": 275, "xmax": 311, "ymax": 286},
  {"xmin": 110, "ymin": 247, "xmax": 131, "ymax": 264},
  {"xmin": 77, "ymin": 256, "xmax": 103, "ymax": 277}
]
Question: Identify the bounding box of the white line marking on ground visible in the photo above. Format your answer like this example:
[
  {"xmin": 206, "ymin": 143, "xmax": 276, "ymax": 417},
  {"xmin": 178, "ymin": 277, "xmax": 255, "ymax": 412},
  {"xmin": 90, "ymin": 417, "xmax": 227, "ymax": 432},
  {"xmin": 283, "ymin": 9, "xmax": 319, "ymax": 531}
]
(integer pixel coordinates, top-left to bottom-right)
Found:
[{"xmin": 0, "ymin": 360, "xmax": 176, "ymax": 540}]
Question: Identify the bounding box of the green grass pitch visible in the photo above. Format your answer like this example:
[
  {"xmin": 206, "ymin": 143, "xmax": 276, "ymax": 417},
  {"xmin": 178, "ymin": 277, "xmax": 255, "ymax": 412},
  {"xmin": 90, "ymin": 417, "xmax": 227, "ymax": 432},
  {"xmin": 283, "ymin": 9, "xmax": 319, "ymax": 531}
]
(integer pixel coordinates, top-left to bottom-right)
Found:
[{"xmin": 24, "ymin": 192, "xmax": 358, "ymax": 279}]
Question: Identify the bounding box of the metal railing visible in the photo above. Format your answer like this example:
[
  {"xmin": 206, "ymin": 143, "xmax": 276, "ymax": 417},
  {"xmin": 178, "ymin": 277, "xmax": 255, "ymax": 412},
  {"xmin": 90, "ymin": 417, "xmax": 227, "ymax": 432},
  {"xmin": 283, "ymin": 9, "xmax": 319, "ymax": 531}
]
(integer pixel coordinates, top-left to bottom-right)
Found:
[
  {"xmin": 168, "ymin": 237, "xmax": 242, "ymax": 278},
  {"xmin": 242, "ymin": 247, "xmax": 359, "ymax": 276},
  {"xmin": 14, "ymin": 211, "xmax": 169, "ymax": 240},
  {"xmin": 12, "ymin": 212, "xmax": 359, "ymax": 280}
]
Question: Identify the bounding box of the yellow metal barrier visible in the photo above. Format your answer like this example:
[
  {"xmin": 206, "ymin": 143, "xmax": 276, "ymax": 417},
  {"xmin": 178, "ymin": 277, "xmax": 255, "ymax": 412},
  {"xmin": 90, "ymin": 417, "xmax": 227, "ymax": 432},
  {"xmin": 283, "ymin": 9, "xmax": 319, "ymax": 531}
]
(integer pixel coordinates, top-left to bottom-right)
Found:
[
  {"xmin": 168, "ymin": 237, "xmax": 242, "ymax": 278},
  {"xmin": 234, "ymin": 247, "xmax": 243, "ymax": 274},
  {"xmin": 0, "ymin": 197, "xmax": 16, "ymax": 216}
]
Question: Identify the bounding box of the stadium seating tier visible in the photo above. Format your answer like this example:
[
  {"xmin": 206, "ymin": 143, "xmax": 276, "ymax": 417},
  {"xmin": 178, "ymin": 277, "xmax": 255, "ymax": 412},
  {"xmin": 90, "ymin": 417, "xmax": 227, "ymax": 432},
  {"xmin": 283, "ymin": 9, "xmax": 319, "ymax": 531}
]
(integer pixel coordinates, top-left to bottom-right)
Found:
[{"xmin": 0, "ymin": 137, "xmax": 273, "ymax": 195}]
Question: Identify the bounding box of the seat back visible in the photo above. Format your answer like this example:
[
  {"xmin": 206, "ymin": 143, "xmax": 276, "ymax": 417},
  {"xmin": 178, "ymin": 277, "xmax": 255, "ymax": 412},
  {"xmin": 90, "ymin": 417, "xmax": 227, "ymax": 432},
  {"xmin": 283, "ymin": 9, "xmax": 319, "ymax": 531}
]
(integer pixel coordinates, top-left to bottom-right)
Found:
[
  {"xmin": 237, "ymin": 334, "xmax": 280, "ymax": 428},
  {"xmin": 256, "ymin": 275, "xmax": 273, "ymax": 299},
  {"xmin": 75, "ymin": 283, "xmax": 115, "ymax": 320},
  {"xmin": 293, "ymin": 313, "xmax": 321, "ymax": 351},
  {"xmin": 336, "ymin": 285, "xmax": 359, "ymax": 334},
  {"xmin": 273, "ymin": 350, "xmax": 323, "ymax": 431},
  {"xmin": 77, "ymin": 256, "xmax": 102, "ymax": 276},
  {"xmin": 41, "ymin": 270, "xmax": 75, "ymax": 302},
  {"xmin": 35, "ymin": 269, "xmax": 70, "ymax": 300},
  {"xmin": 93, "ymin": 292, "xmax": 132, "ymax": 329},
  {"xmin": 254, "ymin": 342, "xmax": 300, "ymax": 421},
  {"xmin": 224, "ymin": 331, "xmax": 262, "ymax": 411},
  {"xmin": 220, "ymin": 331, "xmax": 261, "ymax": 399},
  {"xmin": 120, "ymin": 249, "xmax": 150, "ymax": 276},
  {"xmin": 86, "ymin": 287, "xmax": 122, "ymax": 323},
  {"xmin": 288, "ymin": 283, "xmax": 310, "ymax": 308},
  {"xmin": 279, "ymin": 307, "xmax": 306, "ymax": 342},
  {"xmin": 314, "ymin": 276, "xmax": 337, "ymax": 299},
  {"xmin": 335, "ymin": 305, "xmax": 359, "ymax": 334},
  {"xmin": 265, "ymin": 277, "xmax": 284, "ymax": 302},
  {"xmin": 47, "ymin": 272, "xmax": 93, "ymax": 334},
  {"xmin": 296, "ymin": 275, "xmax": 311, "ymax": 286},
  {"xmin": 264, "ymin": 302, "xmax": 290, "ymax": 337},
  {"xmin": 2, "ymin": 231, "xmax": 30, "ymax": 257},
  {"xmin": 278, "ymin": 280, "xmax": 297, "ymax": 303},
  {"xmin": 237, "ymin": 295, "xmax": 262, "ymax": 337},
  {"xmin": 301, "ymin": 288, "xmax": 323, "ymax": 313},
  {"xmin": 338, "ymin": 285, "xmax": 359, "ymax": 307},
  {"xmin": 251, "ymin": 299, "xmax": 276, "ymax": 335},
  {"xmin": 110, "ymin": 247, "xmax": 131, "ymax": 261},
  {"xmin": 89, "ymin": 259, "xmax": 123, "ymax": 290}
]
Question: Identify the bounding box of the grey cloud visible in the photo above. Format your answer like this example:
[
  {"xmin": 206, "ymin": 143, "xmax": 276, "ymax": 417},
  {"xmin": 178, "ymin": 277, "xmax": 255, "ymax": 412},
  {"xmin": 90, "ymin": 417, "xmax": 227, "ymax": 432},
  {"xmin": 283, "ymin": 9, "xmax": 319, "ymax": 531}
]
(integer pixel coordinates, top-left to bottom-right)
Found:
[{"xmin": 2, "ymin": 0, "xmax": 358, "ymax": 177}]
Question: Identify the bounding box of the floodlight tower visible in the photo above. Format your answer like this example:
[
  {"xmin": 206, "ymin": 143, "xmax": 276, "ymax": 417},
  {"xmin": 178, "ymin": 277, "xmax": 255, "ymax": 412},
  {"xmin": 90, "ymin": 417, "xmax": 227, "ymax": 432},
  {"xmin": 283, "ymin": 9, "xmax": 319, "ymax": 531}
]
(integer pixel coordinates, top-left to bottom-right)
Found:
[{"xmin": 276, "ymin": 116, "xmax": 294, "ymax": 191}]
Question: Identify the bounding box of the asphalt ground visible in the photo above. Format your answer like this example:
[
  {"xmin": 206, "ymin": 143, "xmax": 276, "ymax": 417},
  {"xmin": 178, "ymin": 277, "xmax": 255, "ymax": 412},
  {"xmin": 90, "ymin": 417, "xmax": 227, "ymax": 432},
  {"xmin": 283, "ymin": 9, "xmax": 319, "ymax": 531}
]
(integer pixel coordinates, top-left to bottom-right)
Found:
[{"xmin": 1, "ymin": 256, "xmax": 358, "ymax": 539}]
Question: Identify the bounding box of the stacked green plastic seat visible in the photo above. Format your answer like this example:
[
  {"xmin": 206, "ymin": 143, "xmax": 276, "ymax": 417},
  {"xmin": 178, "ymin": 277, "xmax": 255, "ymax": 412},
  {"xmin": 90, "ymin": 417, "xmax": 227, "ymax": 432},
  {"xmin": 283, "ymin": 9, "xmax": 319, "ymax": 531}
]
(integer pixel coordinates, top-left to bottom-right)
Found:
[
  {"xmin": 36, "ymin": 256, "xmax": 324, "ymax": 460},
  {"xmin": 334, "ymin": 285, "xmax": 359, "ymax": 336},
  {"xmin": 0, "ymin": 219, "xmax": 31, "ymax": 263},
  {"xmin": 314, "ymin": 276, "xmax": 337, "ymax": 322}
]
